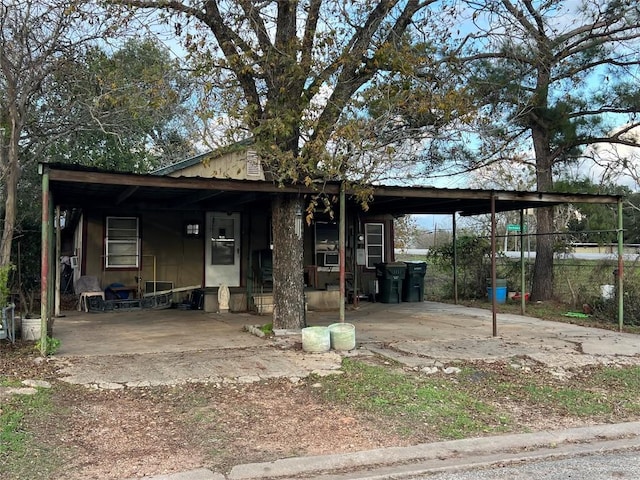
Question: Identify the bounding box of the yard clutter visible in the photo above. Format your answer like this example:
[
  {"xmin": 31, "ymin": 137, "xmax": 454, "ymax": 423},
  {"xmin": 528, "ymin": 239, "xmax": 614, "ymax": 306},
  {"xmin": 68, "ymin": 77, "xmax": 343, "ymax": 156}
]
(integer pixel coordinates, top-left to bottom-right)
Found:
[{"xmin": 302, "ymin": 323, "xmax": 357, "ymax": 352}]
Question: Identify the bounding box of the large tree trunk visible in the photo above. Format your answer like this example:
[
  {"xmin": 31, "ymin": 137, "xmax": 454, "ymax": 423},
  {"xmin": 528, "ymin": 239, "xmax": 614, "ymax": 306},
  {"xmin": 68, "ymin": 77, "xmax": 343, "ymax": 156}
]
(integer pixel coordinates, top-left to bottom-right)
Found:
[
  {"xmin": 271, "ymin": 193, "xmax": 306, "ymax": 330},
  {"xmin": 531, "ymin": 119, "xmax": 555, "ymax": 301},
  {"xmin": 0, "ymin": 122, "xmax": 20, "ymax": 267},
  {"xmin": 531, "ymin": 206, "xmax": 554, "ymax": 300}
]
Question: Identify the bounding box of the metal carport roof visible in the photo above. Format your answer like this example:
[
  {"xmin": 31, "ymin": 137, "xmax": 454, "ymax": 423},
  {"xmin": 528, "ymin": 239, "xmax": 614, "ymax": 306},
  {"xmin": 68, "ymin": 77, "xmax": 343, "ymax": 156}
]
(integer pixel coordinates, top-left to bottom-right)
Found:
[
  {"xmin": 36, "ymin": 162, "xmax": 625, "ymax": 354},
  {"xmin": 41, "ymin": 163, "xmax": 622, "ymax": 215}
]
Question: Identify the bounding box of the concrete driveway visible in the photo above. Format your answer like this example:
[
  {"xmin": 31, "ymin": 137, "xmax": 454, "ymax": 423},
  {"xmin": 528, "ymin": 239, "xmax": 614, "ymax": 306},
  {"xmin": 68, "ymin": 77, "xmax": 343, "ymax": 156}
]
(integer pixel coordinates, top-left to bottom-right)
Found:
[{"xmin": 51, "ymin": 301, "xmax": 640, "ymax": 388}]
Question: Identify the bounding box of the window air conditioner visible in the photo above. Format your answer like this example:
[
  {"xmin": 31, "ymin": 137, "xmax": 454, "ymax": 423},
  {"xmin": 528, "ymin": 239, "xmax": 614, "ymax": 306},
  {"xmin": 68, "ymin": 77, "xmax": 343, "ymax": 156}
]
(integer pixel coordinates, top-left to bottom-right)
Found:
[{"xmin": 324, "ymin": 252, "xmax": 339, "ymax": 266}]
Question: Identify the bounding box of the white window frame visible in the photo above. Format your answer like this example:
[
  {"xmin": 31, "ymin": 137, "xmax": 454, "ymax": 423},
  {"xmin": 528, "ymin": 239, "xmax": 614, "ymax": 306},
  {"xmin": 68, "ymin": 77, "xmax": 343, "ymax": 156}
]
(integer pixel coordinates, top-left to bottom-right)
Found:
[
  {"xmin": 365, "ymin": 223, "xmax": 384, "ymax": 269},
  {"xmin": 105, "ymin": 216, "xmax": 139, "ymax": 268}
]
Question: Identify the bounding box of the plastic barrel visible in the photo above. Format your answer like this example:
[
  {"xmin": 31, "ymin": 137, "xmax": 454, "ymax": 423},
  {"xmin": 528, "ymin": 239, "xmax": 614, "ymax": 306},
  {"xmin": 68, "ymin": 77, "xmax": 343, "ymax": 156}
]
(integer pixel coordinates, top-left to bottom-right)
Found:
[
  {"xmin": 487, "ymin": 286, "xmax": 508, "ymax": 304},
  {"xmin": 302, "ymin": 326, "xmax": 330, "ymax": 353},
  {"xmin": 328, "ymin": 323, "xmax": 356, "ymax": 351}
]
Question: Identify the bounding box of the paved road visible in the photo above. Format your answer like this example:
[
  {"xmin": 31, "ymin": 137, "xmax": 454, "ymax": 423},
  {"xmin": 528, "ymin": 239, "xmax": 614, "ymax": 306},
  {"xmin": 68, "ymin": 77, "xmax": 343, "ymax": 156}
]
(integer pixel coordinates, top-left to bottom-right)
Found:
[
  {"xmin": 408, "ymin": 449, "xmax": 640, "ymax": 479},
  {"xmin": 140, "ymin": 433, "xmax": 640, "ymax": 480}
]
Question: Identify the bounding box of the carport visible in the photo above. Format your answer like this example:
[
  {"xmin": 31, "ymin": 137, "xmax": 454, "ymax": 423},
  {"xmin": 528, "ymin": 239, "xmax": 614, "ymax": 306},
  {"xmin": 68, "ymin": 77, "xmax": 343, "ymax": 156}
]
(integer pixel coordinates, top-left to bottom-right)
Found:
[
  {"xmin": 353, "ymin": 184, "xmax": 624, "ymax": 335},
  {"xmin": 38, "ymin": 162, "xmax": 624, "ymax": 354}
]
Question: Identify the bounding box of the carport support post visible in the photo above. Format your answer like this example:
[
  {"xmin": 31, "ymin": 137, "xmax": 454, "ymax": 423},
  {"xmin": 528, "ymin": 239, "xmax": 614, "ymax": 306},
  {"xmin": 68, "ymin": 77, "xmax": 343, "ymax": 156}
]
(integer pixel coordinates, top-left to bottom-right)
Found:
[
  {"xmin": 491, "ymin": 193, "xmax": 497, "ymax": 337},
  {"xmin": 339, "ymin": 182, "xmax": 345, "ymax": 323},
  {"xmin": 520, "ymin": 209, "xmax": 526, "ymax": 315},
  {"xmin": 452, "ymin": 213, "xmax": 458, "ymax": 304},
  {"xmin": 617, "ymin": 198, "xmax": 624, "ymax": 331},
  {"xmin": 40, "ymin": 167, "xmax": 50, "ymax": 356},
  {"xmin": 55, "ymin": 206, "xmax": 61, "ymax": 317}
]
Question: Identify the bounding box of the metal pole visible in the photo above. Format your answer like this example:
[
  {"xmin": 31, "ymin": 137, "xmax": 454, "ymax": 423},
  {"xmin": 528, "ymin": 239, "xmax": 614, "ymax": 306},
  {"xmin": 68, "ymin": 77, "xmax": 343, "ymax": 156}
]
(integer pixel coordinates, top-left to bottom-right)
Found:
[
  {"xmin": 40, "ymin": 168, "xmax": 49, "ymax": 356},
  {"xmin": 452, "ymin": 213, "xmax": 458, "ymax": 304},
  {"xmin": 520, "ymin": 209, "xmax": 526, "ymax": 315},
  {"xmin": 339, "ymin": 182, "xmax": 346, "ymax": 322},
  {"xmin": 617, "ymin": 198, "xmax": 624, "ymax": 332},
  {"xmin": 352, "ymin": 219, "xmax": 359, "ymax": 308},
  {"xmin": 55, "ymin": 206, "xmax": 61, "ymax": 317},
  {"xmin": 491, "ymin": 193, "xmax": 497, "ymax": 337},
  {"xmin": 48, "ymin": 197, "xmax": 55, "ymax": 333}
]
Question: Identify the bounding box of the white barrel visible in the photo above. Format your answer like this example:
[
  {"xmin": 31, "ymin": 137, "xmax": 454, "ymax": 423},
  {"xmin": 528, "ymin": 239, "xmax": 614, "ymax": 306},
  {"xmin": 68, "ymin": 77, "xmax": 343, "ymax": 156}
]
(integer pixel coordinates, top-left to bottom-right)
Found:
[
  {"xmin": 302, "ymin": 326, "xmax": 330, "ymax": 353},
  {"xmin": 601, "ymin": 284, "xmax": 615, "ymax": 300},
  {"xmin": 21, "ymin": 317, "xmax": 42, "ymax": 341},
  {"xmin": 328, "ymin": 323, "xmax": 356, "ymax": 351}
]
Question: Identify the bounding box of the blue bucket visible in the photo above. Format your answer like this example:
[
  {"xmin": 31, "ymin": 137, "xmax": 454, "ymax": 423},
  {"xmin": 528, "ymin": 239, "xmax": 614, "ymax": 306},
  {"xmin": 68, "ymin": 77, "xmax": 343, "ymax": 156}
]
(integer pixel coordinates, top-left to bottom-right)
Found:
[{"xmin": 487, "ymin": 286, "xmax": 507, "ymax": 304}]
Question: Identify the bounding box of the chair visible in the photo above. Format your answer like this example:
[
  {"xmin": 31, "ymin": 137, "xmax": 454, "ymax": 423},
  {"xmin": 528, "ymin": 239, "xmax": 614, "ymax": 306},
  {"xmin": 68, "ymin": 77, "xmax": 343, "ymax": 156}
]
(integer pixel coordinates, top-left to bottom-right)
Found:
[
  {"xmin": 75, "ymin": 276, "xmax": 104, "ymax": 312},
  {"xmin": 252, "ymin": 249, "xmax": 273, "ymax": 292},
  {"xmin": 304, "ymin": 265, "xmax": 318, "ymax": 289},
  {"xmin": 345, "ymin": 271, "xmax": 360, "ymax": 305},
  {"xmin": 78, "ymin": 291, "xmax": 105, "ymax": 312}
]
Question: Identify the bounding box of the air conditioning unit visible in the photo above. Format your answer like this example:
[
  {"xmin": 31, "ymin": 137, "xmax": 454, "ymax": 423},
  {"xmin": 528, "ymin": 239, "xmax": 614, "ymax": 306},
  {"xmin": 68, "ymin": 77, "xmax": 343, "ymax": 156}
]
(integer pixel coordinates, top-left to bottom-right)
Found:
[{"xmin": 324, "ymin": 252, "xmax": 339, "ymax": 266}]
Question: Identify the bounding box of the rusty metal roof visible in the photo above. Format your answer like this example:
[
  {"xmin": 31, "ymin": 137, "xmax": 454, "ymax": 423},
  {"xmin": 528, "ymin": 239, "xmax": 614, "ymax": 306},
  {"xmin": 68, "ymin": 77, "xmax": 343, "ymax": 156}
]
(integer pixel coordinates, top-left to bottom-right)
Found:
[{"xmin": 42, "ymin": 163, "xmax": 622, "ymax": 216}]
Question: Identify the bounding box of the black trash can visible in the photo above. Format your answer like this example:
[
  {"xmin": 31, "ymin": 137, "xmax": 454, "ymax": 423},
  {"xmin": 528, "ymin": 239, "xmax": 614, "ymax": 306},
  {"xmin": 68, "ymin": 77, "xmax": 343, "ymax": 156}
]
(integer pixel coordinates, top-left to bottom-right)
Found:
[
  {"xmin": 375, "ymin": 262, "xmax": 407, "ymax": 303},
  {"xmin": 402, "ymin": 262, "xmax": 427, "ymax": 302}
]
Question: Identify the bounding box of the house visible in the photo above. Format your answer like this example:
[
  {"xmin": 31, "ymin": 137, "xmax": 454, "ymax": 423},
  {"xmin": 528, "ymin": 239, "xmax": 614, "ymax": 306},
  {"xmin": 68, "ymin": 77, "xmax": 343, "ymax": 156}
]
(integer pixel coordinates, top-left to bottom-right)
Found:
[
  {"xmin": 40, "ymin": 148, "xmax": 401, "ymax": 314},
  {"xmin": 39, "ymin": 149, "xmax": 624, "ymax": 319}
]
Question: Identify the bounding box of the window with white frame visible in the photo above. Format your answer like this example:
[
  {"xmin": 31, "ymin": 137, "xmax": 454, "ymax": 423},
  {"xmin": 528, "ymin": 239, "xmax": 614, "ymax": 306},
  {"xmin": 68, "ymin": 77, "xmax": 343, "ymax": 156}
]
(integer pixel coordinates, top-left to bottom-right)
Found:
[
  {"xmin": 105, "ymin": 217, "xmax": 139, "ymax": 268},
  {"xmin": 365, "ymin": 223, "xmax": 384, "ymax": 268}
]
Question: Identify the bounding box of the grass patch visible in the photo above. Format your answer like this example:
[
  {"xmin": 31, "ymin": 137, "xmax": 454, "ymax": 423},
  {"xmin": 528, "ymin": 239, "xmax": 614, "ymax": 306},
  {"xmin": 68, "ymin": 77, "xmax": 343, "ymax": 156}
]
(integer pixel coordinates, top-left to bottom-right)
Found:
[
  {"xmin": 0, "ymin": 376, "xmax": 23, "ymax": 388},
  {"xmin": 521, "ymin": 384, "xmax": 611, "ymax": 416},
  {"xmin": 593, "ymin": 366, "xmax": 640, "ymax": 391},
  {"xmin": 0, "ymin": 388, "xmax": 62, "ymax": 479},
  {"xmin": 311, "ymin": 359, "xmax": 640, "ymax": 442},
  {"xmin": 591, "ymin": 366, "xmax": 640, "ymax": 414},
  {"xmin": 311, "ymin": 358, "xmax": 505, "ymax": 439}
]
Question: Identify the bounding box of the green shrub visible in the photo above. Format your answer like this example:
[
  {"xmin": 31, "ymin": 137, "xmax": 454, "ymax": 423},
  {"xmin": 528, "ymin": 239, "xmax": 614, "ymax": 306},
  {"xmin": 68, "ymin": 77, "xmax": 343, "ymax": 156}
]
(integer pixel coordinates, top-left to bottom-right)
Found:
[
  {"xmin": 34, "ymin": 337, "xmax": 61, "ymax": 356},
  {"xmin": 427, "ymin": 235, "xmax": 493, "ymax": 299},
  {"xmin": 0, "ymin": 264, "xmax": 15, "ymax": 306}
]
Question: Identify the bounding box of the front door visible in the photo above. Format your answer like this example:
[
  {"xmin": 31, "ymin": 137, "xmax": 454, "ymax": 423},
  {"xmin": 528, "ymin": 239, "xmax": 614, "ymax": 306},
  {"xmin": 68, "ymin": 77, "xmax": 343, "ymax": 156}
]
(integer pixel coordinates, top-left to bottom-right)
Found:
[{"xmin": 205, "ymin": 212, "xmax": 241, "ymax": 287}]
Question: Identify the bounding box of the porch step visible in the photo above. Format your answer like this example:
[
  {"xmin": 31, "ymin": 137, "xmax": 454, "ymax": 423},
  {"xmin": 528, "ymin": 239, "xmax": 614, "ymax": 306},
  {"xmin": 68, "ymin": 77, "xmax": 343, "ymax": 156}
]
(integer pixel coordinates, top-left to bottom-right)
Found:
[{"xmin": 252, "ymin": 293, "xmax": 274, "ymax": 315}]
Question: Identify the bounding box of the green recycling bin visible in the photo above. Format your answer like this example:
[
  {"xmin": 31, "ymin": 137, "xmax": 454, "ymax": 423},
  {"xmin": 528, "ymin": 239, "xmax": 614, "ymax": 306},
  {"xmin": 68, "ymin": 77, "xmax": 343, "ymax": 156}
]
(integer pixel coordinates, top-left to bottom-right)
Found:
[
  {"xmin": 403, "ymin": 261, "xmax": 427, "ymax": 302},
  {"xmin": 375, "ymin": 262, "xmax": 407, "ymax": 303}
]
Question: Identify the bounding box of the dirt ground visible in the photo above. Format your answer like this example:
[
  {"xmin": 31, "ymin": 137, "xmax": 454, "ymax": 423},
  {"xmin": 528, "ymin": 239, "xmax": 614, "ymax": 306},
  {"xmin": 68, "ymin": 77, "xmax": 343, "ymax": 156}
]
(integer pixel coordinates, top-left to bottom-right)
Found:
[
  {"xmin": 2, "ymin": 345, "xmax": 415, "ymax": 479},
  {"xmin": 4, "ymin": 339, "xmax": 638, "ymax": 480}
]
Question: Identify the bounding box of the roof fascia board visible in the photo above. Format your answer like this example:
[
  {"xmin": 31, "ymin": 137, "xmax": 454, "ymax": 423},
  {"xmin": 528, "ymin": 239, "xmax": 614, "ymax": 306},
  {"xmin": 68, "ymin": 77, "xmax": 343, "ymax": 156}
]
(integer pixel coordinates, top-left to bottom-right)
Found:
[
  {"xmin": 46, "ymin": 167, "xmax": 338, "ymax": 195},
  {"xmin": 368, "ymin": 185, "xmax": 621, "ymax": 205}
]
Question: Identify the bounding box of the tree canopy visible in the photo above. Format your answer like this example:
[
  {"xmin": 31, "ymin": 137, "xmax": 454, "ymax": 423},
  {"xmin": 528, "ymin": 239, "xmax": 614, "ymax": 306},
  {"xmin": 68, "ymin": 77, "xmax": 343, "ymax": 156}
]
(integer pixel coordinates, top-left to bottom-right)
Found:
[
  {"xmin": 446, "ymin": 0, "xmax": 640, "ymax": 299},
  {"xmin": 109, "ymin": 0, "xmax": 453, "ymax": 328},
  {"xmin": 40, "ymin": 37, "xmax": 196, "ymax": 172}
]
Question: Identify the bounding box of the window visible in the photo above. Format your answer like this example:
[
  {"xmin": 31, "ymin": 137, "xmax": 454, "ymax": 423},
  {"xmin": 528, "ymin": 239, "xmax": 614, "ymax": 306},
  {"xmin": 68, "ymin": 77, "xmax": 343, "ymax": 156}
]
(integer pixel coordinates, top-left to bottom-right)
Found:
[
  {"xmin": 315, "ymin": 221, "xmax": 339, "ymax": 268},
  {"xmin": 105, "ymin": 217, "xmax": 139, "ymax": 268},
  {"xmin": 210, "ymin": 217, "xmax": 236, "ymax": 265},
  {"xmin": 185, "ymin": 221, "xmax": 201, "ymax": 238},
  {"xmin": 246, "ymin": 150, "xmax": 262, "ymax": 178},
  {"xmin": 365, "ymin": 223, "xmax": 384, "ymax": 268}
]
